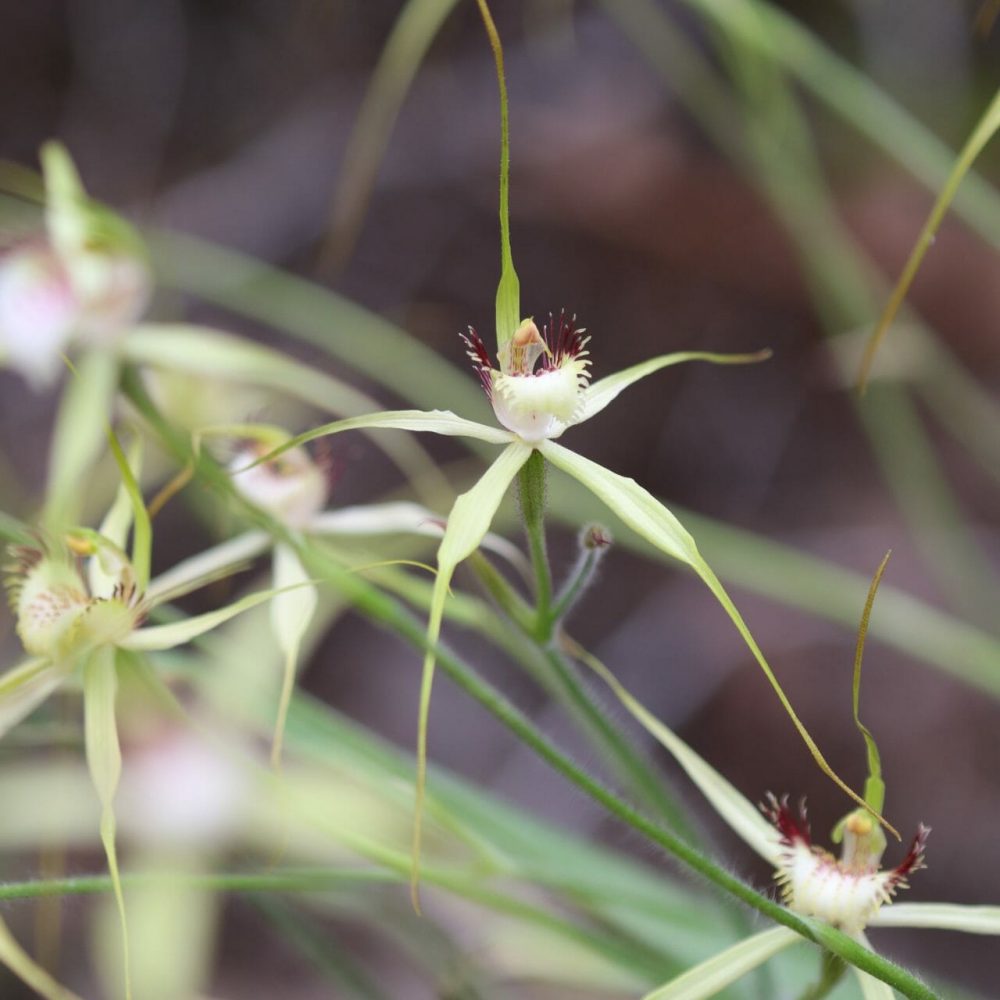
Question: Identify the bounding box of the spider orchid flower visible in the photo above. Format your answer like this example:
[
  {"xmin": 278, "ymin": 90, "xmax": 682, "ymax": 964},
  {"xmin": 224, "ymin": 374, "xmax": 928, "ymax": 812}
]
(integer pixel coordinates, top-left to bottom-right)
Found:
[
  {"xmin": 0, "ymin": 142, "xmax": 149, "ymax": 388},
  {"xmin": 252, "ymin": 322, "xmax": 861, "ymax": 908},
  {"xmin": 558, "ymin": 561, "xmax": 1000, "ymax": 1000},
  {"xmin": 0, "ymin": 445, "xmax": 301, "ymax": 1000},
  {"xmin": 638, "ymin": 766, "xmax": 999, "ymax": 1000},
  {"xmin": 166, "ymin": 425, "xmax": 528, "ymax": 769},
  {"xmin": 256, "ymin": 0, "xmax": 875, "ymax": 906}
]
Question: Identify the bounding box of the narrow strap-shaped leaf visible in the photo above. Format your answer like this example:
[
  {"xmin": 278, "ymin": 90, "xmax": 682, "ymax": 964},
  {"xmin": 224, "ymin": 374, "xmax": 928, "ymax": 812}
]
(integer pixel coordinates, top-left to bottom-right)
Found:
[
  {"xmin": 539, "ymin": 440, "xmax": 891, "ymax": 833},
  {"xmin": 563, "ymin": 638, "xmax": 780, "ymax": 864},
  {"xmin": 144, "ymin": 530, "xmax": 271, "ymax": 606},
  {"xmin": 870, "ymin": 902, "xmax": 1000, "ymax": 934},
  {"xmin": 858, "ymin": 86, "xmax": 1000, "ymax": 390},
  {"xmin": 641, "ymin": 926, "xmax": 799, "ymax": 1000},
  {"xmin": 411, "ymin": 440, "xmax": 532, "ymax": 910},
  {"xmin": 83, "ymin": 646, "xmax": 131, "ymax": 1000},
  {"xmin": 43, "ymin": 350, "xmax": 119, "ymax": 532},
  {"xmin": 123, "ymin": 584, "xmax": 303, "ymax": 651},
  {"xmin": 0, "ymin": 657, "xmax": 72, "ymax": 741},
  {"xmin": 0, "ymin": 915, "xmax": 83, "ymax": 1000},
  {"xmin": 323, "ymin": 0, "xmax": 457, "ymax": 266},
  {"xmin": 270, "ymin": 544, "xmax": 318, "ymax": 770},
  {"xmin": 577, "ymin": 349, "xmax": 771, "ymax": 426}
]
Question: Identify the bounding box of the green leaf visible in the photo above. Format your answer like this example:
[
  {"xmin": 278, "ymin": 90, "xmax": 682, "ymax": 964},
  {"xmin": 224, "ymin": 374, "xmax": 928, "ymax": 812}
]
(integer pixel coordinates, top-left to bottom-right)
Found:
[
  {"xmin": 270, "ymin": 543, "xmax": 318, "ymax": 769},
  {"xmin": 0, "ymin": 914, "xmax": 83, "ymax": 1000},
  {"xmin": 83, "ymin": 646, "xmax": 131, "ymax": 1000},
  {"xmin": 0, "ymin": 658, "xmax": 72, "ymax": 740},
  {"xmin": 642, "ymin": 927, "xmax": 800, "ymax": 1000},
  {"xmin": 411, "ymin": 440, "xmax": 532, "ymax": 909},
  {"xmin": 322, "ymin": 0, "xmax": 458, "ymax": 267},
  {"xmin": 871, "ymin": 903, "xmax": 1000, "ymax": 934},
  {"xmin": 539, "ymin": 440, "xmax": 886, "ymax": 831},
  {"xmin": 123, "ymin": 584, "xmax": 299, "ymax": 651},
  {"xmin": 43, "ymin": 350, "xmax": 119, "ymax": 531},
  {"xmin": 577, "ymin": 349, "xmax": 771, "ymax": 426},
  {"xmin": 857, "ymin": 86, "xmax": 1000, "ymax": 390},
  {"xmin": 563, "ymin": 639, "xmax": 779, "ymax": 865}
]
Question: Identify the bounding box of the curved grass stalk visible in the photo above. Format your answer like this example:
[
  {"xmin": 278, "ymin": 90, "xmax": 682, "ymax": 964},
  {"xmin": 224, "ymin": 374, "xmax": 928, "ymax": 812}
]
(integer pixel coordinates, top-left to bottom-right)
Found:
[{"xmin": 857, "ymin": 86, "xmax": 1000, "ymax": 390}]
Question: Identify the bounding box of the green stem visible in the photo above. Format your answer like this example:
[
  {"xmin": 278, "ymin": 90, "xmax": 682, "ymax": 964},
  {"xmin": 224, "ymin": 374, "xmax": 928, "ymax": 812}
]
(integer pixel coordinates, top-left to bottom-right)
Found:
[
  {"xmin": 550, "ymin": 548, "xmax": 600, "ymax": 623},
  {"xmin": 518, "ymin": 450, "xmax": 552, "ymax": 636},
  {"xmin": 468, "ymin": 551, "xmax": 536, "ymax": 635}
]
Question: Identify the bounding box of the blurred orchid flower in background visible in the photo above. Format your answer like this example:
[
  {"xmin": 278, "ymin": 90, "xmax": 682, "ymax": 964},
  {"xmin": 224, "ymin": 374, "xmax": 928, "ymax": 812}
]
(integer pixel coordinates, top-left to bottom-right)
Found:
[{"xmin": 0, "ymin": 143, "xmax": 149, "ymax": 389}]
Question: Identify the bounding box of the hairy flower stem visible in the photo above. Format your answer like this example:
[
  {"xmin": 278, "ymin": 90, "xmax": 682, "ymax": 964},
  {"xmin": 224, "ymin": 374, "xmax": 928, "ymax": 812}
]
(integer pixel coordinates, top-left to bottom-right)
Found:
[
  {"xmin": 122, "ymin": 372, "xmax": 934, "ymax": 1000},
  {"xmin": 513, "ymin": 452, "xmax": 693, "ymax": 831},
  {"xmin": 517, "ymin": 450, "xmax": 553, "ymax": 636}
]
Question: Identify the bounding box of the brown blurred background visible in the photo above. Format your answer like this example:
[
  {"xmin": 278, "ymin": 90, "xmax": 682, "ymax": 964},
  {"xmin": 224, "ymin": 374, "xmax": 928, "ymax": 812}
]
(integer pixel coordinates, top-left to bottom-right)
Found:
[{"xmin": 1, "ymin": 1, "xmax": 1000, "ymax": 996}]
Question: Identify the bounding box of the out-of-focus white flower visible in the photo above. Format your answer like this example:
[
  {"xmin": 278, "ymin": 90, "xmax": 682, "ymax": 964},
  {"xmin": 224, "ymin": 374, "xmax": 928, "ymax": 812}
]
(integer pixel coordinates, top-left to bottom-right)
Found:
[{"xmin": 0, "ymin": 142, "xmax": 150, "ymax": 388}]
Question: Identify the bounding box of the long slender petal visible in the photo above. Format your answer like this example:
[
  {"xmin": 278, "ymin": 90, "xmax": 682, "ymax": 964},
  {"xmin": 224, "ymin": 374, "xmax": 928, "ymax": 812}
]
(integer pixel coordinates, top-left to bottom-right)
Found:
[
  {"xmin": 269, "ymin": 544, "xmax": 318, "ymax": 769},
  {"xmin": 83, "ymin": 647, "xmax": 131, "ymax": 1000},
  {"xmin": 411, "ymin": 440, "xmax": 532, "ymax": 909},
  {"xmin": 870, "ymin": 902, "xmax": 1000, "ymax": 934},
  {"xmin": 539, "ymin": 440, "xmax": 880, "ymax": 826},
  {"xmin": 565, "ymin": 640, "xmax": 780, "ymax": 864},
  {"xmin": 248, "ymin": 409, "xmax": 512, "ymax": 464},
  {"xmin": 145, "ymin": 530, "xmax": 271, "ymax": 605},
  {"xmin": 0, "ymin": 657, "xmax": 72, "ymax": 740},
  {"xmin": 0, "ymin": 915, "xmax": 83, "ymax": 1000},
  {"xmin": 123, "ymin": 586, "xmax": 291, "ymax": 651},
  {"xmin": 641, "ymin": 927, "xmax": 800, "ymax": 1000},
  {"xmin": 309, "ymin": 500, "xmax": 531, "ymax": 579},
  {"xmin": 577, "ymin": 350, "xmax": 770, "ymax": 426}
]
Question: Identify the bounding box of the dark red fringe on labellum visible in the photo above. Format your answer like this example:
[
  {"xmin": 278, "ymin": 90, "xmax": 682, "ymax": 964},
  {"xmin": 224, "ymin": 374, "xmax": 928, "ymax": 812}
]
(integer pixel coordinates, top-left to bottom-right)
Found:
[
  {"xmin": 460, "ymin": 327, "xmax": 494, "ymax": 396},
  {"xmin": 889, "ymin": 824, "xmax": 930, "ymax": 887},
  {"xmin": 761, "ymin": 792, "xmax": 811, "ymax": 846},
  {"xmin": 542, "ymin": 310, "xmax": 587, "ymax": 368}
]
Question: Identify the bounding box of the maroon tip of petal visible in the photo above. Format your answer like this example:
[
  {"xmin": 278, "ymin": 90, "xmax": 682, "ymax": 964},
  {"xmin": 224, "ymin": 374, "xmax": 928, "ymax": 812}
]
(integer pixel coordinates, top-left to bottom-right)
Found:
[
  {"xmin": 761, "ymin": 792, "xmax": 811, "ymax": 847},
  {"xmin": 542, "ymin": 309, "xmax": 586, "ymax": 368},
  {"xmin": 891, "ymin": 824, "xmax": 930, "ymax": 885},
  {"xmin": 459, "ymin": 327, "xmax": 494, "ymax": 395}
]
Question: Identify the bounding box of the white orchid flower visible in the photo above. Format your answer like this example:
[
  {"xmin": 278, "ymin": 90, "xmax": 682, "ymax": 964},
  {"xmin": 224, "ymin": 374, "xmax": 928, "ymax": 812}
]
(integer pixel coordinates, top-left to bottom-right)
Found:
[
  {"xmin": 558, "ymin": 561, "xmax": 1000, "ymax": 1000},
  {"xmin": 0, "ymin": 143, "xmax": 149, "ymax": 389}
]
